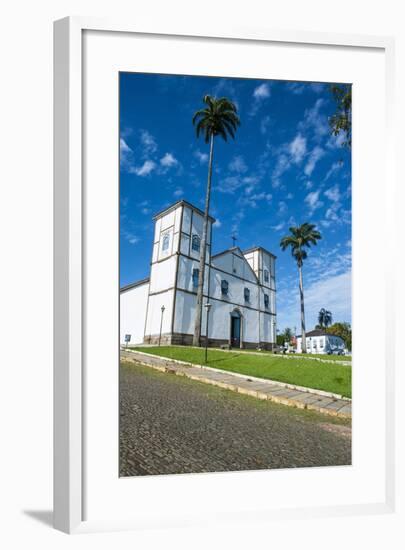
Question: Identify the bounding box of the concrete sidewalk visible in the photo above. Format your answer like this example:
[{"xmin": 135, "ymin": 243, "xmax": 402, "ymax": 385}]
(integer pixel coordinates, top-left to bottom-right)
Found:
[{"xmin": 121, "ymin": 349, "xmax": 351, "ymax": 419}]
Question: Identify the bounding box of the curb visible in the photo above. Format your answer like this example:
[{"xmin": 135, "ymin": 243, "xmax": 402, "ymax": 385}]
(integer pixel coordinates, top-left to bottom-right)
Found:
[
  {"xmin": 121, "ymin": 349, "xmax": 352, "ymax": 419},
  {"xmin": 124, "ymin": 348, "xmax": 350, "ymax": 401}
]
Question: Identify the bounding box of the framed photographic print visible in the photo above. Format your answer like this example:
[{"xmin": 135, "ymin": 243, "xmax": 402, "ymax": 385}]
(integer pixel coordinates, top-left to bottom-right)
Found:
[{"xmin": 54, "ymin": 17, "xmax": 396, "ymax": 533}]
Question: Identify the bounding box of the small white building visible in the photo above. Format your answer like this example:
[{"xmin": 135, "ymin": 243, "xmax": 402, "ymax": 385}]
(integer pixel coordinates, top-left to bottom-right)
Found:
[
  {"xmin": 296, "ymin": 329, "xmax": 345, "ymax": 354},
  {"xmin": 120, "ymin": 200, "xmax": 277, "ymax": 349}
]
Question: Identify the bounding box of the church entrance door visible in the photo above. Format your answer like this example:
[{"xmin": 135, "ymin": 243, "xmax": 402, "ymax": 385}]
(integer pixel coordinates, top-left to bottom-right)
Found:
[{"xmin": 230, "ymin": 311, "xmax": 241, "ymax": 348}]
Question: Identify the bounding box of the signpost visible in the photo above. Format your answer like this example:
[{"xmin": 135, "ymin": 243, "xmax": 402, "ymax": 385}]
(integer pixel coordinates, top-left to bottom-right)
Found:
[
  {"xmin": 204, "ymin": 302, "xmax": 212, "ymax": 363},
  {"xmin": 159, "ymin": 305, "xmax": 165, "ymax": 346}
]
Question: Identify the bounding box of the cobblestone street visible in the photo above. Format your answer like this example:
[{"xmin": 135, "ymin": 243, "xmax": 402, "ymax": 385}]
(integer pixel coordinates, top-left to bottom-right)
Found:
[{"xmin": 120, "ymin": 361, "xmax": 351, "ymax": 477}]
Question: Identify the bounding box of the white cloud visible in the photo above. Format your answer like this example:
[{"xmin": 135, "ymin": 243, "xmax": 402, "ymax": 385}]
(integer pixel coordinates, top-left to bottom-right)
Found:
[
  {"xmin": 286, "ymin": 82, "xmax": 305, "ymax": 95},
  {"xmin": 305, "ymin": 190, "xmax": 323, "ymax": 213},
  {"xmin": 231, "ymin": 209, "xmax": 245, "ymax": 234},
  {"xmin": 130, "ymin": 160, "xmax": 156, "ymax": 177},
  {"xmin": 325, "ymin": 161, "xmax": 342, "ymax": 181},
  {"xmin": 286, "ymin": 192, "xmax": 294, "ymax": 200},
  {"xmin": 277, "ymin": 269, "xmax": 352, "ymax": 330},
  {"xmin": 289, "ymin": 134, "xmax": 307, "ymax": 163},
  {"xmin": 121, "ymin": 229, "xmax": 140, "ymax": 245},
  {"xmin": 270, "ymin": 134, "xmax": 307, "ymax": 188},
  {"xmin": 140, "ymin": 130, "xmax": 157, "ymax": 155},
  {"xmin": 239, "ymin": 191, "xmax": 272, "ymax": 209},
  {"xmin": 324, "ymin": 184, "xmax": 341, "ymax": 203},
  {"xmin": 228, "ymin": 155, "xmax": 248, "ymax": 173},
  {"xmin": 253, "ymin": 83, "xmax": 271, "ymax": 99},
  {"xmin": 271, "ymin": 221, "xmax": 285, "ymax": 231},
  {"xmin": 310, "ymin": 83, "xmax": 325, "ymax": 93},
  {"xmin": 173, "ymin": 187, "xmax": 183, "ymax": 198},
  {"xmin": 120, "ymin": 138, "xmax": 131, "ymax": 153},
  {"xmin": 141, "ymin": 207, "xmax": 151, "ymax": 215},
  {"xmin": 278, "ymin": 201, "xmax": 288, "ymax": 215},
  {"xmin": 250, "ymin": 83, "xmax": 271, "ymax": 115},
  {"xmin": 271, "ymin": 153, "xmax": 291, "ymax": 188},
  {"xmin": 304, "ymin": 146, "xmax": 325, "ymax": 176},
  {"xmin": 299, "ymin": 98, "xmax": 329, "ymax": 140},
  {"xmin": 160, "ymin": 152, "xmax": 178, "ymax": 167},
  {"xmin": 305, "ymin": 271, "xmax": 351, "ymax": 323},
  {"xmin": 217, "ymin": 175, "xmax": 260, "ymax": 194},
  {"xmin": 120, "ymin": 138, "xmax": 133, "ymax": 168},
  {"xmin": 194, "ymin": 149, "xmax": 209, "ymax": 164},
  {"xmin": 213, "ymin": 219, "xmax": 222, "ymax": 228},
  {"xmin": 260, "ymin": 115, "xmax": 271, "ymax": 135},
  {"xmin": 327, "ymin": 131, "xmax": 346, "ymax": 149}
]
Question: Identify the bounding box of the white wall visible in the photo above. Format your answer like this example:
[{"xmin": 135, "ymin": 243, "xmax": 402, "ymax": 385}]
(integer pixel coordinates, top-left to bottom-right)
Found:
[
  {"xmin": 173, "ymin": 257, "xmax": 275, "ymax": 344},
  {"xmin": 213, "ymin": 250, "xmax": 257, "ymax": 283},
  {"xmin": 177, "ymin": 255, "xmax": 209, "ymax": 293},
  {"xmin": 145, "ymin": 289, "xmax": 174, "ymax": 336},
  {"xmin": 149, "ymin": 255, "xmax": 177, "ymax": 293},
  {"xmin": 120, "ymin": 283, "xmax": 149, "ymax": 345},
  {"xmin": 296, "ymin": 334, "xmax": 345, "ymax": 353}
]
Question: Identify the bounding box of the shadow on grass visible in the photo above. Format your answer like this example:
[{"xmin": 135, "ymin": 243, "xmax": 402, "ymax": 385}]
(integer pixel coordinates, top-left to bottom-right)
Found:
[{"xmin": 205, "ymin": 353, "xmax": 243, "ymax": 366}]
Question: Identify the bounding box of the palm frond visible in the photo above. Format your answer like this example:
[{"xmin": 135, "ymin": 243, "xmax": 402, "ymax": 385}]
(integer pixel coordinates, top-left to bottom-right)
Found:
[{"xmin": 192, "ymin": 95, "xmax": 240, "ymax": 143}]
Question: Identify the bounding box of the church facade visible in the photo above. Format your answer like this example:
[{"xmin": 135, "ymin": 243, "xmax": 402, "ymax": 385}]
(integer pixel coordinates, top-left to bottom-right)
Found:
[{"xmin": 120, "ymin": 200, "xmax": 277, "ymax": 349}]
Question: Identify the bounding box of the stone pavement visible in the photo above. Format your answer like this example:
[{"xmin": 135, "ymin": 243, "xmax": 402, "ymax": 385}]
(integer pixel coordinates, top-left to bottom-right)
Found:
[
  {"xmin": 120, "ymin": 361, "xmax": 351, "ymax": 476},
  {"xmin": 121, "ymin": 349, "xmax": 351, "ymax": 418}
]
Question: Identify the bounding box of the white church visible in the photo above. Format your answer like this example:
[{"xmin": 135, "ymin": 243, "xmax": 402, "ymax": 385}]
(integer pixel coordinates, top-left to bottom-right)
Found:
[{"xmin": 120, "ymin": 200, "xmax": 277, "ymax": 349}]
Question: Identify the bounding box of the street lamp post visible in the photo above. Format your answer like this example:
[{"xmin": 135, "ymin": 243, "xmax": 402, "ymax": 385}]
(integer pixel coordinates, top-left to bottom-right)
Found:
[
  {"xmin": 204, "ymin": 302, "xmax": 212, "ymax": 363},
  {"xmin": 158, "ymin": 305, "xmax": 165, "ymax": 346}
]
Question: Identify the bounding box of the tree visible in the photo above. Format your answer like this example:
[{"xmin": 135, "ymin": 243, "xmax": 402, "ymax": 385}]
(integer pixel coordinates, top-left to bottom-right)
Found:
[
  {"xmin": 284, "ymin": 327, "xmax": 293, "ymax": 343},
  {"xmin": 276, "ymin": 334, "xmax": 285, "ymax": 346},
  {"xmin": 280, "ymin": 224, "xmax": 322, "ymax": 353},
  {"xmin": 327, "ymin": 322, "xmax": 352, "ymax": 351},
  {"xmin": 192, "ymin": 95, "xmax": 240, "ymax": 346},
  {"xmin": 276, "ymin": 327, "xmax": 293, "ymax": 346},
  {"xmin": 318, "ymin": 308, "xmax": 333, "ymax": 329},
  {"xmin": 329, "ymin": 84, "xmax": 352, "ymax": 148}
]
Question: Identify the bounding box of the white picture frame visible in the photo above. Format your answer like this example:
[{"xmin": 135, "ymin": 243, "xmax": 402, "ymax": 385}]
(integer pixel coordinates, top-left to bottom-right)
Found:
[{"xmin": 54, "ymin": 16, "xmax": 396, "ymax": 534}]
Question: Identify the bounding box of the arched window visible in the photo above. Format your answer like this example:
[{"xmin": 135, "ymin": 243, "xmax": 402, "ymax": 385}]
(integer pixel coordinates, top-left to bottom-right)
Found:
[
  {"xmin": 221, "ymin": 280, "xmax": 229, "ymax": 296},
  {"xmin": 264, "ymin": 269, "xmax": 269, "ymax": 283},
  {"xmin": 244, "ymin": 288, "xmax": 250, "ymax": 302},
  {"xmin": 192, "ymin": 268, "xmax": 199, "ymax": 288},
  {"xmin": 162, "ymin": 233, "xmax": 170, "ymax": 252},
  {"xmin": 191, "ymin": 234, "xmax": 201, "ymax": 253}
]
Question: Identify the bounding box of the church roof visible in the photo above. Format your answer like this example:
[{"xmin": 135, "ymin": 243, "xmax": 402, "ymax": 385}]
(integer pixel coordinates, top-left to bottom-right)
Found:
[
  {"xmin": 120, "ymin": 277, "xmax": 150, "ymax": 293},
  {"xmin": 211, "ymin": 246, "xmax": 243, "ymax": 260},
  {"xmin": 152, "ymin": 200, "xmax": 216, "ymax": 223},
  {"xmin": 296, "ymin": 329, "xmax": 343, "ymax": 339},
  {"xmin": 211, "ymin": 246, "xmax": 261, "ymax": 284},
  {"xmin": 243, "ymin": 245, "xmax": 277, "ymax": 259}
]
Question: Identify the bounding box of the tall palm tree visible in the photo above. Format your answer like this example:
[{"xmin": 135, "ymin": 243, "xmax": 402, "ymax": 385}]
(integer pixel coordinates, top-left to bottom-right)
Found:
[
  {"xmin": 192, "ymin": 95, "xmax": 240, "ymax": 346},
  {"xmin": 318, "ymin": 308, "xmax": 333, "ymax": 329},
  {"xmin": 280, "ymin": 223, "xmax": 322, "ymax": 353}
]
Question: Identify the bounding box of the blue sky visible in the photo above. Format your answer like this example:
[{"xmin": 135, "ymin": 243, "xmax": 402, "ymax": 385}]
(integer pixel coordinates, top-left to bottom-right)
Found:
[{"xmin": 120, "ymin": 73, "xmax": 351, "ymax": 333}]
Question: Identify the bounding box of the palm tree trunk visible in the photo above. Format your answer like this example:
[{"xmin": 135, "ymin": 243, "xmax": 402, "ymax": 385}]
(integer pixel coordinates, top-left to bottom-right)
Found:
[
  {"xmin": 193, "ymin": 133, "xmax": 214, "ymax": 347},
  {"xmin": 299, "ymin": 264, "xmax": 307, "ymax": 353}
]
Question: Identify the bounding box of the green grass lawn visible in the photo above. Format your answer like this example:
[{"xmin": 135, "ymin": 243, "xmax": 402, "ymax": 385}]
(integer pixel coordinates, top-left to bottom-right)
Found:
[
  {"xmin": 132, "ymin": 346, "xmax": 352, "ymax": 398},
  {"xmin": 236, "ymin": 349, "xmax": 351, "ymax": 362}
]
